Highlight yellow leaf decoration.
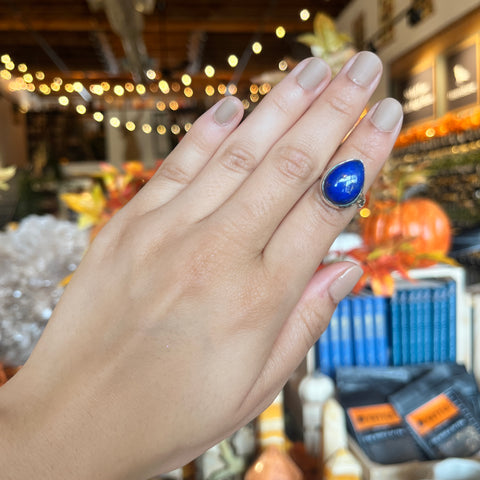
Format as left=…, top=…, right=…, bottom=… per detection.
left=297, top=13, right=351, bottom=55
left=0, top=166, right=16, bottom=191
left=297, top=12, right=355, bottom=75
left=60, top=184, right=106, bottom=229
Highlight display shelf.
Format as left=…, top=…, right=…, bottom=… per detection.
left=307, top=265, right=470, bottom=375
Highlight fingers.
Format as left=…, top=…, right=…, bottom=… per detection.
left=166, top=58, right=331, bottom=220
left=264, top=97, right=403, bottom=283
left=240, top=262, right=363, bottom=414
left=213, top=51, right=383, bottom=251
left=132, top=96, right=244, bottom=212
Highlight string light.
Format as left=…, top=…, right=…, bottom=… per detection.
left=39, top=84, right=51, bottom=95
left=300, top=9, right=310, bottom=21
left=114, top=85, right=125, bottom=96
left=109, top=117, right=121, bottom=128
left=252, top=42, right=262, bottom=54
left=125, top=121, right=136, bottom=131
left=0, top=9, right=312, bottom=128
left=181, top=74, right=191, bottom=86
left=136, top=84, right=146, bottom=95
left=90, top=84, right=104, bottom=95
left=275, top=26, right=286, bottom=38
left=204, top=65, right=215, bottom=77
left=142, top=123, right=152, bottom=134
left=171, top=124, right=180, bottom=135
left=73, top=81, right=84, bottom=92
left=158, top=80, right=169, bottom=94
left=227, top=54, right=238, bottom=67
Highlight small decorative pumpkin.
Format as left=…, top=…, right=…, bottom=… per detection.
left=361, top=198, right=452, bottom=256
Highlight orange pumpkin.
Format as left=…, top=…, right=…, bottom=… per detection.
left=362, top=198, right=452, bottom=255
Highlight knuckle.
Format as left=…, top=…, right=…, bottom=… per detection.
left=298, top=303, right=329, bottom=349
left=267, top=92, right=290, bottom=117
left=157, top=161, right=191, bottom=186
left=326, top=93, right=352, bottom=117
left=273, top=144, right=315, bottom=182
left=219, top=143, right=258, bottom=175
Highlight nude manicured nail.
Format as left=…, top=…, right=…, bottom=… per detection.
left=328, top=265, right=363, bottom=304
left=347, top=51, right=382, bottom=87
left=297, top=58, right=329, bottom=90
left=371, top=97, right=404, bottom=132
left=214, top=97, right=239, bottom=125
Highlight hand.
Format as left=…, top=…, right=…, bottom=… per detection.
left=0, top=52, right=402, bottom=480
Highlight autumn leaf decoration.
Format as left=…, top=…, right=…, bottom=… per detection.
left=61, top=161, right=159, bottom=239
left=339, top=165, right=457, bottom=297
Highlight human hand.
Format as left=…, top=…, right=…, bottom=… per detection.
left=0, top=52, right=402, bottom=480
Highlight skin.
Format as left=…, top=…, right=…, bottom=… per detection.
left=0, top=52, right=402, bottom=479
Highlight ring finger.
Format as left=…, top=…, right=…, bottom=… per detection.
left=263, top=97, right=403, bottom=284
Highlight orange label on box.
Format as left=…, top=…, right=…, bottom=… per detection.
left=406, top=393, right=459, bottom=437
left=348, top=403, right=402, bottom=432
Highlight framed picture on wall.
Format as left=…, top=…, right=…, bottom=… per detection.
left=393, top=63, right=435, bottom=126
left=445, top=38, right=478, bottom=112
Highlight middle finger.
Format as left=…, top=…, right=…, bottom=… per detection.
left=216, top=51, right=382, bottom=250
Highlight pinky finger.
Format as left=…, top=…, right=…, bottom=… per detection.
left=133, top=96, right=244, bottom=212
left=239, top=262, right=363, bottom=414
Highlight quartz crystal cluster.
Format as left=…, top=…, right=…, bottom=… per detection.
left=0, top=215, right=88, bottom=365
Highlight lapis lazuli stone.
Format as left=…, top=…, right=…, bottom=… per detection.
left=322, top=159, right=365, bottom=208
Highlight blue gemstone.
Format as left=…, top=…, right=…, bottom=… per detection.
left=322, top=159, right=365, bottom=207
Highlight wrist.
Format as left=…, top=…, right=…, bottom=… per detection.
left=0, top=364, right=105, bottom=480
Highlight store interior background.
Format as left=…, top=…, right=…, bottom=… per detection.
left=2, top=1, right=480, bottom=479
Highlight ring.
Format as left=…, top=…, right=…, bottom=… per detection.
left=321, top=159, right=366, bottom=209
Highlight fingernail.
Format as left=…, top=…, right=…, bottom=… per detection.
left=347, top=51, right=382, bottom=87
left=328, top=264, right=363, bottom=304
left=214, top=97, right=239, bottom=125
left=297, top=58, right=329, bottom=90
left=371, top=97, right=404, bottom=132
